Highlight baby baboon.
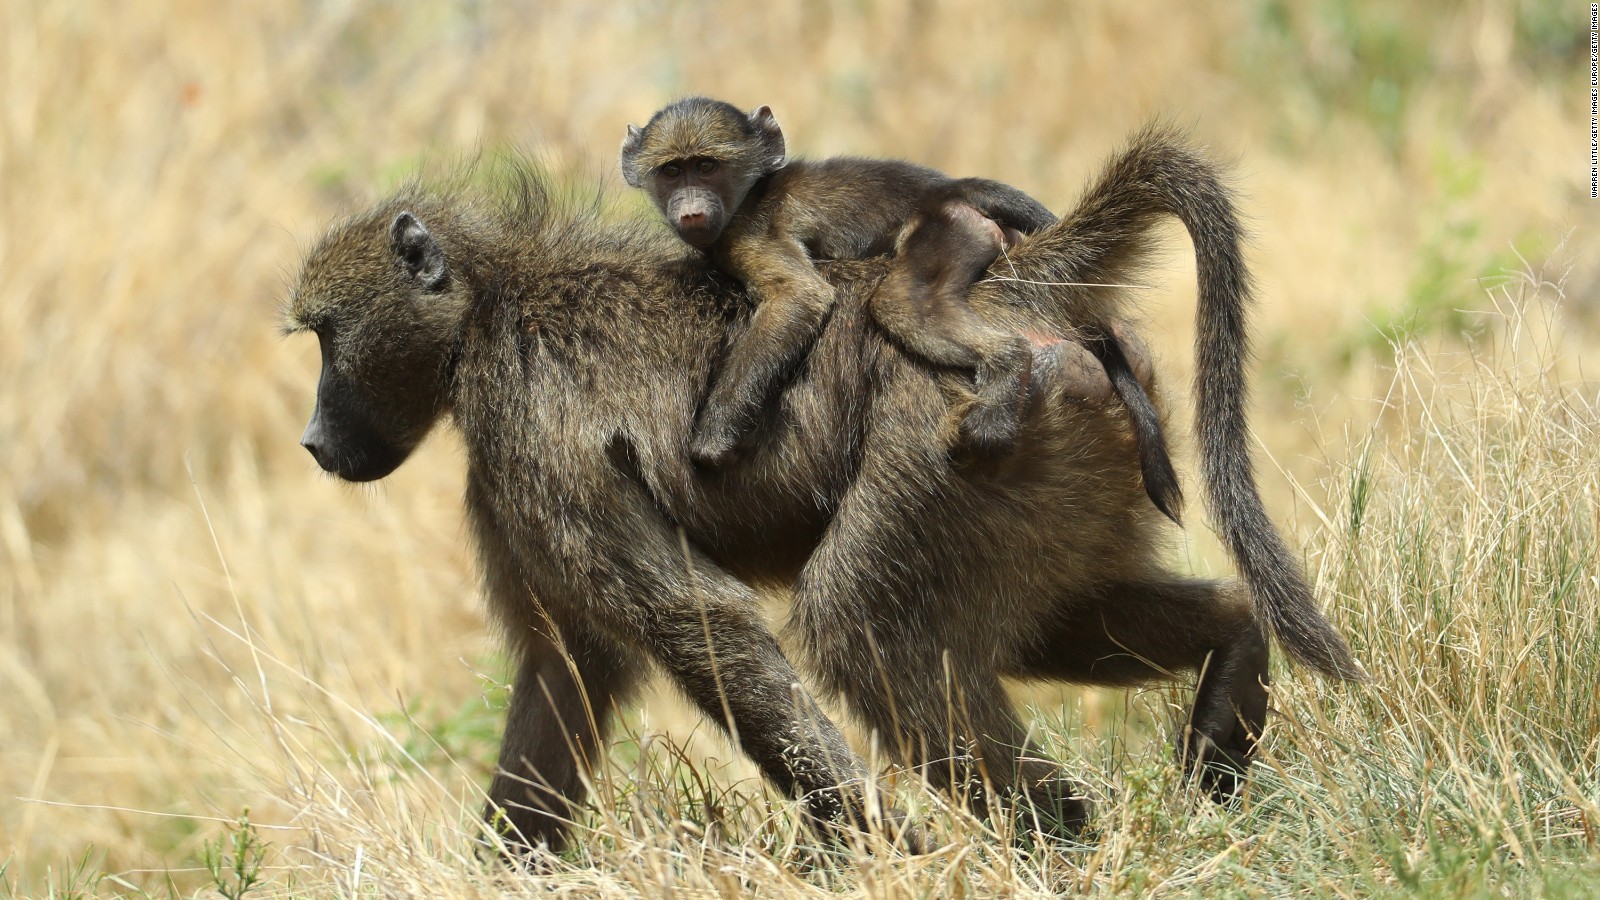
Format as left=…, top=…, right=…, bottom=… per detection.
left=287, top=126, right=1359, bottom=858
left=620, top=98, right=1183, bottom=519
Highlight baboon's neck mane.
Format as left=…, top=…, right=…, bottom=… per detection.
left=372, top=161, right=692, bottom=291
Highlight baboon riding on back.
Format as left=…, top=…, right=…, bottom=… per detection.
left=287, top=124, right=1361, bottom=857
left=621, top=97, right=1183, bottom=523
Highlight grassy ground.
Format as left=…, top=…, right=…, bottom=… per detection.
left=2, top=0, right=1596, bottom=895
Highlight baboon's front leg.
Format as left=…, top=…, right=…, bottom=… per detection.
left=484, top=619, right=641, bottom=856
left=520, top=467, right=916, bottom=850
left=646, top=587, right=894, bottom=838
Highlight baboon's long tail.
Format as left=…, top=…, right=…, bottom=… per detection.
left=1062, top=127, right=1365, bottom=681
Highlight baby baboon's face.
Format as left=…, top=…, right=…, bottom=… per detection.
left=619, top=98, right=787, bottom=251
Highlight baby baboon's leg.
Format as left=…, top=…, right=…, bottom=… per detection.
left=1009, top=577, right=1269, bottom=801
left=870, top=203, right=1033, bottom=457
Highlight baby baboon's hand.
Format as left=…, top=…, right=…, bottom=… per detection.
left=689, top=412, right=746, bottom=469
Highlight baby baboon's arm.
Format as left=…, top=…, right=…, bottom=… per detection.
left=691, top=232, right=837, bottom=467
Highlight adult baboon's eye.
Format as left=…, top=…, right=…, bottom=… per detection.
left=696, top=159, right=718, bottom=176
left=661, top=163, right=682, bottom=178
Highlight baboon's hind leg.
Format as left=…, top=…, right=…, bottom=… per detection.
left=791, top=595, right=1092, bottom=834
left=1008, top=577, right=1270, bottom=802
left=787, top=490, right=1091, bottom=835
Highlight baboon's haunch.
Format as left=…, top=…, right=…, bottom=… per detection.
left=288, top=126, right=1360, bottom=859
left=620, top=98, right=1182, bottom=520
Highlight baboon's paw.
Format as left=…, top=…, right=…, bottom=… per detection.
left=1032, top=339, right=1116, bottom=405
left=954, top=400, right=1021, bottom=460
left=1011, top=775, right=1093, bottom=839
left=1180, top=625, right=1270, bottom=804
left=689, top=419, right=745, bottom=469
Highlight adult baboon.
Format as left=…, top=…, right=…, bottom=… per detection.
left=287, top=125, right=1360, bottom=857
left=621, top=98, right=1182, bottom=521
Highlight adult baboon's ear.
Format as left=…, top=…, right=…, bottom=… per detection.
left=619, top=124, right=646, bottom=188
left=389, top=211, right=448, bottom=291
left=748, top=106, right=786, bottom=172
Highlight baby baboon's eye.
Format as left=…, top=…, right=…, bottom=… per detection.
left=696, top=159, right=719, bottom=176
left=660, top=162, right=682, bottom=178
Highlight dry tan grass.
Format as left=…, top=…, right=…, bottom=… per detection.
left=2, top=0, right=1597, bottom=895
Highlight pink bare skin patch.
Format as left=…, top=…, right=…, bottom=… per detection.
left=1024, top=330, right=1065, bottom=350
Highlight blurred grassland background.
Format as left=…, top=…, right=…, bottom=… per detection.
left=2, top=0, right=1598, bottom=895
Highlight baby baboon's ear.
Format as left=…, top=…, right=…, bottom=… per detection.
left=620, top=124, right=649, bottom=188
left=389, top=211, right=448, bottom=291
left=748, top=106, right=786, bottom=173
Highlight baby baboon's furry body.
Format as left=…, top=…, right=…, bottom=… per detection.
left=621, top=99, right=1182, bottom=522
